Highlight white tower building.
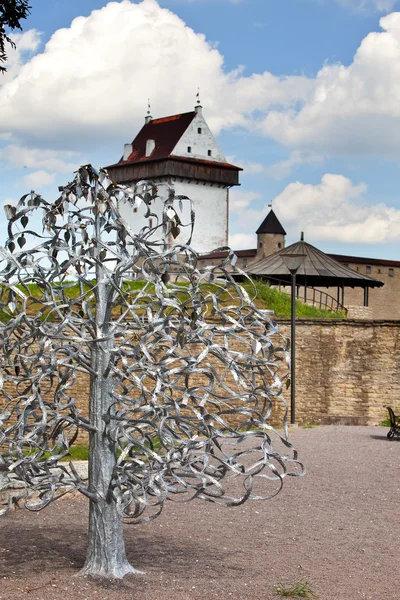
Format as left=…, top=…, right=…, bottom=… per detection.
left=106, top=103, right=241, bottom=253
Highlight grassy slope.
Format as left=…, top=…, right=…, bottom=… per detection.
left=246, top=280, right=345, bottom=319
left=2, top=279, right=344, bottom=320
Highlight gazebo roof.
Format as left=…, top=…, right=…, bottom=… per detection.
left=247, top=239, right=384, bottom=288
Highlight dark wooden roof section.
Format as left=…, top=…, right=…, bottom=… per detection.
left=329, top=253, right=400, bottom=268
left=107, top=157, right=240, bottom=186
left=201, top=249, right=257, bottom=259
left=246, top=240, right=384, bottom=288
left=105, top=111, right=241, bottom=187
left=256, top=210, right=286, bottom=235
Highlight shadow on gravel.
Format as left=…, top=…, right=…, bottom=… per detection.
left=370, top=434, right=400, bottom=441
left=0, top=523, right=230, bottom=581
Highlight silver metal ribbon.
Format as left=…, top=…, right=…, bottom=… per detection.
left=0, top=165, right=304, bottom=520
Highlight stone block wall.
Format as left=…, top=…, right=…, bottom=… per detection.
left=278, top=319, right=400, bottom=425
left=60, top=318, right=400, bottom=433
left=2, top=319, right=399, bottom=447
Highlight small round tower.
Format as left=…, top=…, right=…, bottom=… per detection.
left=256, top=209, right=286, bottom=258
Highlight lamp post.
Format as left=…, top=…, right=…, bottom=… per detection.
left=281, top=253, right=306, bottom=425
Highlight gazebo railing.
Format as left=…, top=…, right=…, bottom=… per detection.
left=266, top=276, right=348, bottom=315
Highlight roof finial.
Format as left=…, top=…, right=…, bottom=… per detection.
left=145, top=98, right=152, bottom=124
left=300, top=231, right=304, bottom=241
left=195, top=87, right=202, bottom=114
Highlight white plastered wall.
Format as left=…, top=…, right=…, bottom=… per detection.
left=118, top=178, right=229, bottom=254
left=171, top=112, right=226, bottom=163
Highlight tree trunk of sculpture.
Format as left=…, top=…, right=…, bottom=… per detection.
left=79, top=342, right=137, bottom=578
left=79, top=208, right=139, bottom=578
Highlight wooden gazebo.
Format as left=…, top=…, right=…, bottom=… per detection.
left=246, top=237, right=384, bottom=308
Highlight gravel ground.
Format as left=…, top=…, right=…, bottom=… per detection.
left=0, top=425, right=398, bottom=600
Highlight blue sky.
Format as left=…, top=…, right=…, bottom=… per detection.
left=2, top=0, right=400, bottom=259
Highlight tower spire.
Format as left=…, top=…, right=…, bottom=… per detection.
left=145, top=99, right=152, bottom=124
left=195, top=87, right=202, bottom=114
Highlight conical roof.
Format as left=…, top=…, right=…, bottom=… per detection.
left=256, top=210, right=286, bottom=235
left=247, top=239, right=383, bottom=288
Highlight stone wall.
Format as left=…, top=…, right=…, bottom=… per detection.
left=278, top=319, right=400, bottom=425
left=67, top=319, right=400, bottom=433
left=2, top=319, right=399, bottom=446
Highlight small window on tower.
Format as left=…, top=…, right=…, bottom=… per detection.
left=187, top=146, right=192, bottom=153
left=389, top=268, right=394, bottom=277
left=366, top=265, right=371, bottom=274
left=208, top=150, right=212, bottom=157
left=197, top=127, right=202, bottom=134
left=259, top=242, right=263, bottom=248
left=278, top=242, right=282, bottom=249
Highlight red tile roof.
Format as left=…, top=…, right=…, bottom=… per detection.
left=121, top=111, right=196, bottom=164
left=106, top=111, right=241, bottom=171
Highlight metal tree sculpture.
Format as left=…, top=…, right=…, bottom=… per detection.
left=0, top=165, right=303, bottom=578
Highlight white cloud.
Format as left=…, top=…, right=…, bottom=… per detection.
left=272, top=173, right=400, bottom=244
left=23, top=170, right=55, bottom=188
left=266, top=150, right=324, bottom=180
left=260, top=13, right=400, bottom=157
left=229, top=174, right=400, bottom=247
left=226, top=158, right=265, bottom=174
left=229, top=189, right=272, bottom=248
left=1, top=29, right=42, bottom=85
left=2, top=0, right=400, bottom=172
left=0, top=0, right=312, bottom=150
left=227, top=152, right=323, bottom=180
left=0, top=145, right=83, bottom=172
left=230, top=189, right=262, bottom=211
left=229, top=232, right=256, bottom=249
left=336, top=0, right=399, bottom=11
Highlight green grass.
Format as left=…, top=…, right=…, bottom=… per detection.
left=0, top=278, right=343, bottom=321
left=23, top=440, right=166, bottom=463
left=64, top=445, right=89, bottom=461
left=22, top=445, right=89, bottom=462
left=379, top=418, right=390, bottom=427
left=246, top=280, right=345, bottom=319
left=302, top=420, right=322, bottom=429
left=275, top=581, right=318, bottom=599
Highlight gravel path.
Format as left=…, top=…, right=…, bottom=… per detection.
left=0, top=425, right=398, bottom=600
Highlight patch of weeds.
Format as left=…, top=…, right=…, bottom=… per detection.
left=302, top=420, right=321, bottom=429
left=65, top=445, right=89, bottom=461
left=379, top=418, right=390, bottom=428
left=275, top=580, right=318, bottom=599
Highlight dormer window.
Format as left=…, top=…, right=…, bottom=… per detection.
left=145, top=139, right=155, bottom=157
left=197, top=127, right=202, bottom=134
left=187, top=146, right=192, bottom=153
left=208, top=150, right=212, bottom=157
